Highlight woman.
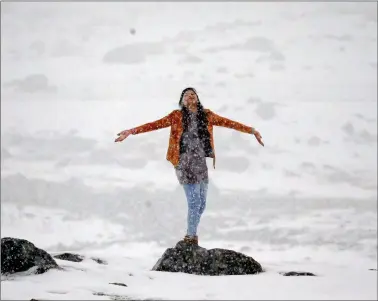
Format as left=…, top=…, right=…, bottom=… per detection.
left=115, top=87, right=264, bottom=245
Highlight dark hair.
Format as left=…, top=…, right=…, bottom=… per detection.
left=178, top=87, right=213, bottom=157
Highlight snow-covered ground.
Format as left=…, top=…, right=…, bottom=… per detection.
left=1, top=239, right=376, bottom=300
left=1, top=2, right=377, bottom=300
left=1, top=202, right=377, bottom=300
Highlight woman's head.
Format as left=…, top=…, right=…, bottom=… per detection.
left=179, top=87, right=199, bottom=109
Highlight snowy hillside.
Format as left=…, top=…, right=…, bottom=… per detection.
left=1, top=2, right=377, bottom=300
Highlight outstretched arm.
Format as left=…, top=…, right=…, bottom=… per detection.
left=207, top=110, right=264, bottom=146
left=129, top=111, right=173, bottom=135
left=207, top=110, right=253, bottom=133
left=115, top=111, right=174, bottom=142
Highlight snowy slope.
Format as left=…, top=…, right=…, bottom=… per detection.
left=1, top=203, right=377, bottom=300
left=1, top=247, right=376, bottom=300
left=1, top=2, right=377, bottom=300
left=1, top=2, right=377, bottom=198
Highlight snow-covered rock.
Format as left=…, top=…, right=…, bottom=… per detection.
left=1, top=237, right=59, bottom=275
left=152, top=239, right=263, bottom=275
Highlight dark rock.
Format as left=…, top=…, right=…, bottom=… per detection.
left=109, top=282, right=128, bottom=287
left=1, top=237, right=59, bottom=275
left=53, top=253, right=108, bottom=265
left=152, top=240, right=263, bottom=276
left=91, top=257, right=108, bottom=265
left=93, top=292, right=107, bottom=296
left=93, top=292, right=123, bottom=299
left=281, top=271, right=316, bottom=276
left=53, top=253, right=84, bottom=262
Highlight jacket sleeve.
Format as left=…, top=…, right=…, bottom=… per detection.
left=131, top=111, right=174, bottom=135
left=207, top=110, right=253, bottom=134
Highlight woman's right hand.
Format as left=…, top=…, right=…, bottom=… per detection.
left=115, top=129, right=132, bottom=142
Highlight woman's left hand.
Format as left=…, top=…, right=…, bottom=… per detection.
left=252, top=129, right=264, bottom=147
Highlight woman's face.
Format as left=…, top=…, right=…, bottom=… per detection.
left=182, top=89, right=198, bottom=107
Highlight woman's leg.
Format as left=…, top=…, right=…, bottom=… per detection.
left=199, top=181, right=208, bottom=216
left=182, top=183, right=202, bottom=237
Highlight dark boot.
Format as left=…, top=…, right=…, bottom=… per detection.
left=193, top=235, right=198, bottom=245
left=184, top=235, right=198, bottom=245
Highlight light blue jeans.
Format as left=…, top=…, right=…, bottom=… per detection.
left=183, top=181, right=208, bottom=237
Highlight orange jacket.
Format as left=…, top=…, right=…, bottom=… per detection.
left=131, top=109, right=253, bottom=168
